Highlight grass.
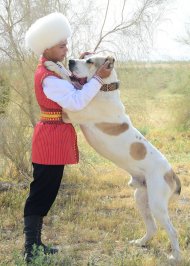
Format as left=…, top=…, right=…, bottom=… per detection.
left=0, top=62, right=190, bottom=265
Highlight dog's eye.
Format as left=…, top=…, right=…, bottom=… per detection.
left=86, top=59, right=94, bottom=64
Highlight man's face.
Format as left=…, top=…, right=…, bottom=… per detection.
left=43, top=40, right=68, bottom=62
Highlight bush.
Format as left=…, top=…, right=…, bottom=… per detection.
left=0, top=75, right=10, bottom=114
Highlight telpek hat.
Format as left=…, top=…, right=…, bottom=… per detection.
left=25, top=12, right=71, bottom=56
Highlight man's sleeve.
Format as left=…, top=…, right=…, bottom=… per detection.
left=43, top=76, right=102, bottom=111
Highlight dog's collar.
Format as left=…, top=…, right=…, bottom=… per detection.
left=100, top=82, right=119, bottom=92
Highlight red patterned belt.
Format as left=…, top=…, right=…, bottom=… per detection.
left=40, top=111, right=63, bottom=123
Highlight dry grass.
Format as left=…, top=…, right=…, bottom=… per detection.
left=0, top=63, right=190, bottom=265
left=0, top=143, right=190, bottom=265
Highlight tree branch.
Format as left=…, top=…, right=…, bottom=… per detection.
left=99, top=0, right=110, bottom=39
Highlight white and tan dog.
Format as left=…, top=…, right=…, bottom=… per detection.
left=45, top=55, right=181, bottom=261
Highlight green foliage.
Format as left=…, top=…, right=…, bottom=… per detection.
left=0, top=75, right=10, bottom=114
left=12, top=246, right=76, bottom=266
left=117, top=63, right=190, bottom=130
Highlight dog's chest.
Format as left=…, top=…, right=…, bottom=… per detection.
left=79, top=123, right=136, bottom=168
left=67, top=91, right=125, bottom=124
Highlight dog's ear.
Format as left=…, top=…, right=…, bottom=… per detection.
left=105, top=56, right=115, bottom=64
left=105, top=56, right=115, bottom=69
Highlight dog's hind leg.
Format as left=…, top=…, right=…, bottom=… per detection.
left=130, top=187, right=157, bottom=246
left=147, top=178, right=181, bottom=261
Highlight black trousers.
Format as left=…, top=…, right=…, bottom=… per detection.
left=24, top=163, right=64, bottom=217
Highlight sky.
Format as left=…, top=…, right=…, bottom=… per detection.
left=95, top=0, right=190, bottom=61
left=150, top=0, right=190, bottom=61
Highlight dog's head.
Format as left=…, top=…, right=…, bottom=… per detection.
left=68, top=55, right=116, bottom=83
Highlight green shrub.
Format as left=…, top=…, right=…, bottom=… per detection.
left=0, top=75, right=10, bottom=114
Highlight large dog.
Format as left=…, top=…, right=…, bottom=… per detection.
left=45, top=55, right=181, bottom=261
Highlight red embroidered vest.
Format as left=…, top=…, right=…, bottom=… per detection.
left=32, top=57, right=79, bottom=165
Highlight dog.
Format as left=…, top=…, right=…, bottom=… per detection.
left=45, top=55, right=181, bottom=261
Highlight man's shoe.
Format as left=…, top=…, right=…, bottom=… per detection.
left=24, top=215, right=58, bottom=263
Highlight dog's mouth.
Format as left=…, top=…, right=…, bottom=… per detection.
left=70, top=73, right=87, bottom=85
left=69, top=61, right=88, bottom=85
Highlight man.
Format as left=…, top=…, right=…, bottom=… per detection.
left=24, top=12, right=111, bottom=263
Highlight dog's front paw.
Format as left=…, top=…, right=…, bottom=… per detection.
left=44, top=61, right=64, bottom=78
left=167, top=251, right=181, bottom=264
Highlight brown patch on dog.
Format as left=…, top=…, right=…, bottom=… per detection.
left=164, top=169, right=174, bottom=190
left=106, top=56, right=115, bottom=63
left=164, top=169, right=181, bottom=194
left=95, top=122, right=129, bottom=136
left=130, top=142, right=147, bottom=160
left=106, top=56, right=115, bottom=68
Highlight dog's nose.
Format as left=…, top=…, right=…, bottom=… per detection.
left=69, top=60, right=75, bottom=66
left=69, top=59, right=75, bottom=71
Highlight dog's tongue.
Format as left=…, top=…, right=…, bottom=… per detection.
left=70, top=74, right=87, bottom=85
left=78, top=77, right=87, bottom=85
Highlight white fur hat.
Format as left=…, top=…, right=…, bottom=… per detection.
left=25, top=12, right=71, bottom=56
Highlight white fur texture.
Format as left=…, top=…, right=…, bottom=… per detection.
left=25, top=12, right=71, bottom=55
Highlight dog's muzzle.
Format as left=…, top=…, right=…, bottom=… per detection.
left=69, top=59, right=75, bottom=71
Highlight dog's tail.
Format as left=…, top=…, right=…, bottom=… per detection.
left=173, top=172, right=181, bottom=195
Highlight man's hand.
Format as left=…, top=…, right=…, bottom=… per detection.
left=79, top=52, right=95, bottom=59
left=95, top=61, right=112, bottom=79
